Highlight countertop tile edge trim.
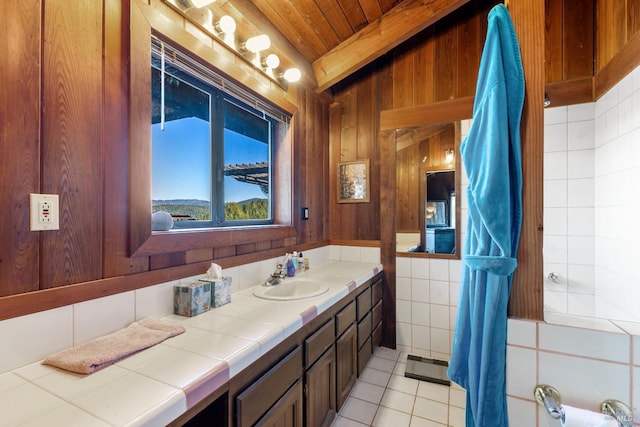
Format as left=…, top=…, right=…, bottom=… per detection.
left=183, top=361, right=230, bottom=409
left=301, top=306, right=318, bottom=325
left=347, top=281, right=357, bottom=292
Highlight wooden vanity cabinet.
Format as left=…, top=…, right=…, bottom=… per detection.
left=179, top=272, right=384, bottom=427
left=254, top=380, right=303, bottom=427
left=304, top=319, right=336, bottom=427
left=356, top=276, right=383, bottom=375
left=356, top=286, right=372, bottom=376
left=305, top=345, right=336, bottom=427
left=335, top=301, right=357, bottom=410
left=371, top=279, right=383, bottom=347
left=236, top=347, right=303, bottom=427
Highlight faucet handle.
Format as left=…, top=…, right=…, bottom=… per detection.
left=273, top=263, right=285, bottom=278
left=601, top=400, right=633, bottom=426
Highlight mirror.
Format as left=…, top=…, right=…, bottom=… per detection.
left=425, top=171, right=456, bottom=254
left=396, top=122, right=461, bottom=258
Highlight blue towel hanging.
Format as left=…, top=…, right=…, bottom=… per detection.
left=447, top=4, right=524, bottom=427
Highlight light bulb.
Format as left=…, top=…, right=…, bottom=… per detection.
left=216, top=15, right=236, bottom=34
left=283, top=67, right=301, bottom=83
left=190, top=0, right=215, bottom=7
left=264, top=54, right=280, bottom=69
left=444, top=149, right=455, bottom=163
left=244, top=35, right=271, bottom=53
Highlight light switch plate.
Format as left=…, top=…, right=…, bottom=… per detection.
left=30, top=193, right=60, bottom=231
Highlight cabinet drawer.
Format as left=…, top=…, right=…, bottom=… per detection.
left=335, top=301, right=355, bottom=337
left=357, top=312, right=371, bottom=350
left=371, top=300, right=382, bottom=327
left=255, top=379, right=303, bottom=427
left=357, top=337, right=372, bottom=376
left=236, top=347, right=303, bottom=427
left=305, top=318, right=335, bottom=367
left=356, top=287, right=371, bottom=321
left=372, top=279, right=382, bottom=305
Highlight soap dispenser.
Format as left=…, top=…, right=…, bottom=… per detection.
left=286, top=254, right=295, bottom=277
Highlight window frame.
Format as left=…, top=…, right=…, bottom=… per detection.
left=151, top=57, right=281, bottom=228
left=129, top=3, right=297, bottom=257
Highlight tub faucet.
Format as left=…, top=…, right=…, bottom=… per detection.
left=601, top=400, right=634, bottom=427
left=265, top=263, right=286, bottom=286
left=534, top=385, right=563, bottom=420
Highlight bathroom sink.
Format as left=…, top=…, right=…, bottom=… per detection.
left=253, top=277, right=329, bottom=301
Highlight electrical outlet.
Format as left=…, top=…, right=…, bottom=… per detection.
left=30, top=193, right=59, bottom=231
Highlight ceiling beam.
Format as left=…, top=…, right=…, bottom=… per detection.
left=312, top=0, right=470, bottom=92
left=395, top=123, right=451, bottom=152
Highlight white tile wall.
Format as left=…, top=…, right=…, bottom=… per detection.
left=397, top=72, right=640, bottom=424
left=543, top=102, right=598, bottom=318
left=543, top=64, right=640, bottom=322
left=0, top=246, right=343, bottom=374
left=394, top=119, right=470, bottom=359
left=594, top=66, right=640, bottom=322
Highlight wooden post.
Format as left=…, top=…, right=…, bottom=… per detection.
left=507, top=0, right=545, bottom=320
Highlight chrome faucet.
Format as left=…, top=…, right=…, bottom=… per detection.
left=264, top=263, right=286, bottom=286
left=601, top=400, right=634, bottom=427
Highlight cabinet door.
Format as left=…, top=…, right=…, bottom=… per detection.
left=335, top=324, right=356, bottom=410
left=305, top=345, right=336, bottom=427
left=255, top=380, right=303, bottom=427
left=236, top=347, right=303, bottom=427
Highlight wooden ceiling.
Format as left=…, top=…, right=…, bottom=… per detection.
left=171, top=0, right=470, bottom=92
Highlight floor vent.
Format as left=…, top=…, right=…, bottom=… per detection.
left=404, top=355, right=450, bottom=386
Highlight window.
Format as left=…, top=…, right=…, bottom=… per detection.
left=150, top=38, right=290, bottom=229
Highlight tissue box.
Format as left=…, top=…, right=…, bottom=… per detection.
left=174, top=282, right=211, bottom=317
left=200, top=277, right=231, bottom=308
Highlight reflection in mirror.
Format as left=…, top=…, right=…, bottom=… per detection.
left=396, top=122, right=461, bottom=258
left=425, top=171, right=456, bottom=254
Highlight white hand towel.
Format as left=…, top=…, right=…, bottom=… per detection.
left=561, top=405, right=619, bottom=427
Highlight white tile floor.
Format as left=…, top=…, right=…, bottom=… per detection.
left=332, top=347, right=466, bottom=427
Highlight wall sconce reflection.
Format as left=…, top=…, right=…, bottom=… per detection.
left=444, top=148, right=455, bottom=164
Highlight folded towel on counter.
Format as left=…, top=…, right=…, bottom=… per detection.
left=42, top=317, right=185, bottom=374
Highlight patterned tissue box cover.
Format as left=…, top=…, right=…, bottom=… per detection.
left=200, top=277, right=231, bottom=308
left=174, top=282, right=211, bottom=317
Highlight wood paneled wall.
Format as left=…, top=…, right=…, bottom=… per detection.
left=596, top=0, right=640, bottom=71
left=329, top=65, right=383, bottom=242
left=330, top=0, right=494, bottom=242
left=0, top=0, right=330, bottom=318
left=330, top=0, right=545, bottom=327
left=396, top=125, right=455, bottom=233
left=545, top=0, right=595, bottom=83
left=3, top=0, right=640, bottom=324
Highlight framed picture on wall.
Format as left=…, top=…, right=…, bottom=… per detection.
left=337, top=159, right=370, bottom=203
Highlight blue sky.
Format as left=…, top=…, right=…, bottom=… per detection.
left=152, top=117, right=268, bottom=202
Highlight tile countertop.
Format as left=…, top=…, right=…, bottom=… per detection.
left=0, top=261, right=383, bottom=427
